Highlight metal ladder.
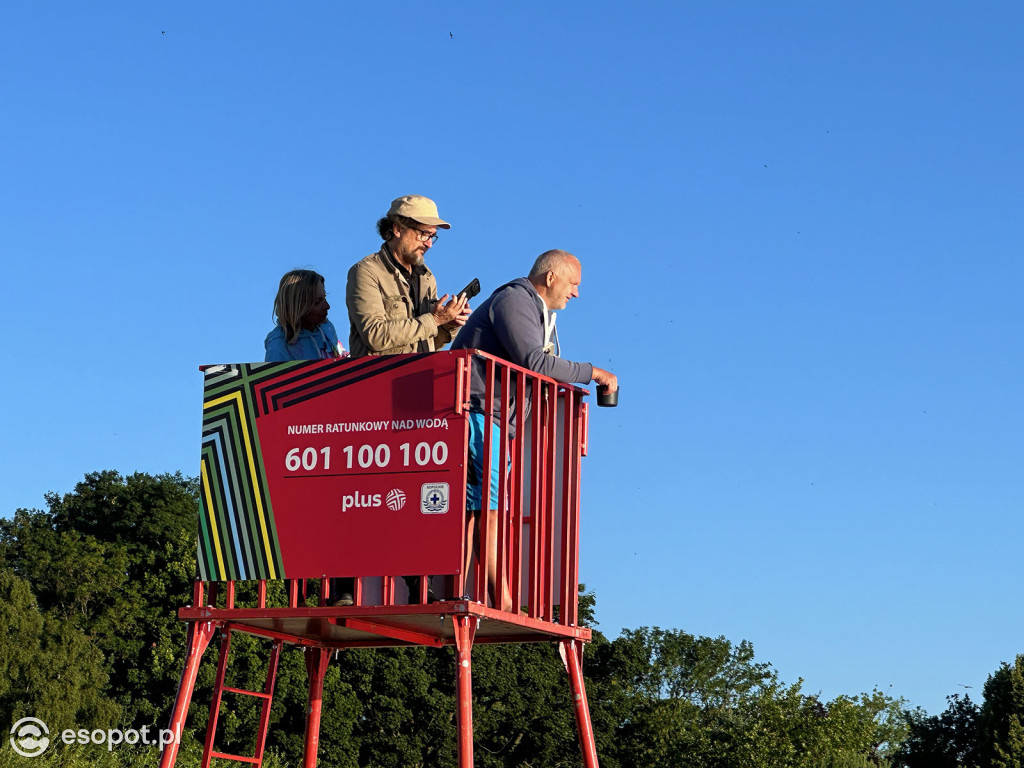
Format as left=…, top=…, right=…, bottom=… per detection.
left=201, top=628, right=283, bottom=767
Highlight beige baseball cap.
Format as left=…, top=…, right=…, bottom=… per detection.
left=387, top=195, right=451, bottom=229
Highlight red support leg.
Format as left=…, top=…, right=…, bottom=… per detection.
left=454, top=615, right=478, bottom=768
left=302, top=647, right=333, bottom=768
left=159, top=620, right=216, bottom=768
left=561, top=639, right=600, bottom=768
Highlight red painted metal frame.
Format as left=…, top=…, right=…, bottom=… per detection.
left=454, top=615, right=478, bottom=768
left=562, top=638, right=600, bottom=768
left=199, top=629, right=283, bottom=768
left=475, top=357, right=496, bottom=605
left=560, top=386, right=585, bottom=625
left=303, top=647, right=333, bottom=768
left=159, top=619, right=215, bottom=768
left=162, top=350, right=601, bottom=768
left=201, top=629, right=232, bottom=765
left=252, top=640, right=282, bottom=765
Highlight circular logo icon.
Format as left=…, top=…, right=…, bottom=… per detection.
left=385, top=488, right=406, bottom=511
left=10, top=717, right=50, bottom=758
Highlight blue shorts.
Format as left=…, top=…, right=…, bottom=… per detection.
left=466, top=411, right=504, bottom=511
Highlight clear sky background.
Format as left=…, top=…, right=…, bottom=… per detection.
left=2, top=2, right=1021, bottom=717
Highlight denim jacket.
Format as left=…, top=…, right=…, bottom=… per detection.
left=264, top=320, right=347, bottom=362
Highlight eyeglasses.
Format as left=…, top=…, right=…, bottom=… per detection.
left=405, top=224, right=439, bottom=244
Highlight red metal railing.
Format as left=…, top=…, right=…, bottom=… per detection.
left=465, top=351, right=588, bottom=625
left=190, top=350, right=589, bottom=628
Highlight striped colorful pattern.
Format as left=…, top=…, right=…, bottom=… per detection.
left=197, top=355, right=435, bottom=581
left=198, top=363, right=299, bottom=581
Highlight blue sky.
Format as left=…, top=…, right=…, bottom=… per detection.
left=2, top=2, right=1022, bottom=716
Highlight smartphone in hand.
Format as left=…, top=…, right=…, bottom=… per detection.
left=457, top=277, right=481, bottom=301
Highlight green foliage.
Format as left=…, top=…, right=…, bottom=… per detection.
left=341, top=646, right=455, bottom=768
left=471, top=642, right=581, bottom=767
left=0, top=470, right=199, bottom=727
left=0, top=570, right=118, bottom=730
left=592, top=626, right=905, bottom=768
left=7, top=468, right=1024, bottom=768
left=894, top=694, right=980, bottom=768
left=810, top=755, right=892, bottom=768
left=981, top=655, right=1024, bottom=768
left=0, top=743, right=293, bottom=768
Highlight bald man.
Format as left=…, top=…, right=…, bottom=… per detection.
left=450, top=249, right=617, bottom=610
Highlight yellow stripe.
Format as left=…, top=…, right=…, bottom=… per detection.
left=200, top=462, right=227, bottom=579
left=204, top=392, right=244, bottom=410
left=204, top=391, right=277, bottom=579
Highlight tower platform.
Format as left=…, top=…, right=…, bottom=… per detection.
left=160, top=350, right=600, bottom=768
left=180, top=599, right=591, bottom=648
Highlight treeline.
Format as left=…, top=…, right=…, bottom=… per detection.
left=0, top=471, right=1021, bottom=767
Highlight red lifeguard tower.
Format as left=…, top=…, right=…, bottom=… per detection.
left=159, top=350, right=600, bottom=767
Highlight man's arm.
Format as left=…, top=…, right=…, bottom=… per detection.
left=489, top=286, right=593, bottom=384
left=346, top=261, right=440, bottom=353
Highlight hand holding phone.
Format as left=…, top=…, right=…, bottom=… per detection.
left=457, top=277, right=481, bottom=301
left=432, top=292, right=470, bottom=327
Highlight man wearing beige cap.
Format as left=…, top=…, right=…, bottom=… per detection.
left=346, top=194, right=469, bottom=358
left=346, top=194, right=469, bottom=605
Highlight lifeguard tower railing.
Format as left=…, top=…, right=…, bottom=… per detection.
left=161, top=349, right=601, bottom=768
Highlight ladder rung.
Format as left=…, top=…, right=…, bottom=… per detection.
left=222, top=685, right=272, bottom=700
left=210, top=750, right=261, bottom=764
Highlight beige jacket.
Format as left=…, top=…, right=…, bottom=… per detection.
left=345, top=246, right=455, bottom=357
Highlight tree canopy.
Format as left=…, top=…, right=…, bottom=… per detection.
left=1, top=470, right=1022, bottom=767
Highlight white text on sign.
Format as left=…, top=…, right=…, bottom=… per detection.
left=285, top=441, right=450, bottom=473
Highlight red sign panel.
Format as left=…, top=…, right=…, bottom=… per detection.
left=256, top=354, right=467, bottom=579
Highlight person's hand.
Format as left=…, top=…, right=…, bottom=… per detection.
left=431, top=293, right=468, bottom=327
left=591, top=366, right=618, bottom=392
left=451, top=301, right=471, bottom=327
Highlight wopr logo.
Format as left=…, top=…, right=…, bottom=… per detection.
left=10, top=717, right=50, bottom=758
left=421, top=482, right=449, bottom=514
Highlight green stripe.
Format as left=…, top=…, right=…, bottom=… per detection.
left=201, top=440, right=237, bottom=578
left=240, top=376, right=283, bottom=575
left=205, top=405, right=264, bottom=577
